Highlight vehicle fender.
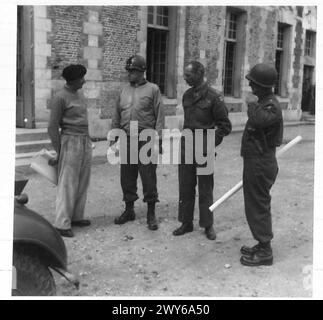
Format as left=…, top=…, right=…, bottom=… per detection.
left=14, top=203, right=67, bottom=270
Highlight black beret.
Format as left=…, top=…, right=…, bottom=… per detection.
left=62, top=64, right=87, bottom=81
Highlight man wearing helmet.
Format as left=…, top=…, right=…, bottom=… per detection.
left=240, top=63, right=283, bottom=266
left=110, top=54, right=165, bottom=231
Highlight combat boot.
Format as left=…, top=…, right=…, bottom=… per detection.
left=173, top=222, right=193, bottom=236
left=240, top=242, right=273, bottom=266
left=114, top=201, right=135, bottom=225
left=240, top=243, right=262, bottom=256
left=205, top=226, right=216, bottom=240
left=147, top=202, right=158, bottom=230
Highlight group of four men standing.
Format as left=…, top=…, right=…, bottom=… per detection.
left=48, top=54, right=283, bottom=267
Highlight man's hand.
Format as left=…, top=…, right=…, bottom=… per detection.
left=48, top=157, right=59, bottom=166
left=246, top=93, right=258, bottom=105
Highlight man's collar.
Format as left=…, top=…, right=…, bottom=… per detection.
left=64, top=84, right=78, bottom=93
left=193, top=81, right=207, bottom=92
left=130, top=79, right=147, bottom=87
left=192, top=81, right=208, bottom=98
left=257, top=89, right=274, bottom=101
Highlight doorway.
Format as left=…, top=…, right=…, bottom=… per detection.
left=16, top=6, right=35, bottom=128
left=146, top=28, right=168, bottom=95
left=301, top=65, right=315, bottom=113
left=146, top=6, right=177, bottom=98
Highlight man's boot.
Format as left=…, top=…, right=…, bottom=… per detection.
left=240, top=242, right=273, bottom=266
left=205, top=225, right=216, bottom=240
left=114, top=201, right=135, bottom=224
left=173, top=222, right=193, bottom=236
left=147, top=202, right=158, bottom=230
left=240, top=242, right=261, bottom=256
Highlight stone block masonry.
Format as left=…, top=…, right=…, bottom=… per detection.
left=30, top=5, right=315, bottom=132
left=34, top=6, right=52, bottom=123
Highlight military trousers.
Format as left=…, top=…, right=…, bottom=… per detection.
left=54, top=134, right=92, bottom=229
left=120, top=137, right=159, bottom=204
left=178, top=136, right=214, bottom=228
left=243, top=156, right=278, bottom=243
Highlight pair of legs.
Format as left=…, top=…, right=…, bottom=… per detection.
left=115, top=138, right=159, bottom=230
left=54, top=134, right=92, bottom=235
left=174, top=136, right=216, bottom=240
left=178, top=162, right=214, bottom=228
left=241, top=156, right=278, bottom=266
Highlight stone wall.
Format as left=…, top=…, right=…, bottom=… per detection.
left=34, top=6, right=52, bottom=122
left=32, top=5, right=316, bottom=133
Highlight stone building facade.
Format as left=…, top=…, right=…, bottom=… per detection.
left=16, top=5, right=316, bottom=137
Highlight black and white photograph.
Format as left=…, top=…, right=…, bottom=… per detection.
left=1, top=1, right=322, bottom=302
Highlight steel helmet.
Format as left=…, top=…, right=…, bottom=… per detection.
left=246, top=63, right=278, bottom=88
left=125, top=55, right=146, bottom=72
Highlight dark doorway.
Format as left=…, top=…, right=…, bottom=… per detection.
left=16, top=6, right=35, bottom=128
left=146, top=27, right=168, bottom=95
left=301, top=65, right=315, bottom=113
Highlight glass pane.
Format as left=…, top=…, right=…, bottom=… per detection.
left=305, top=31, right=313, bottom=56
left=274, top=51, right=282, bottom=95
left=148, top=6, right=154, bottom=24
left=157, top=15, right=162, bottom=26
left=226, top=12, right=237, bottom=40
left=146, top=29, right=168, bottom=94
left=163, top=16, right=168, bottom=27
left=224, top=42, right=235, bottom=96
left=277, top=25, right=284, bottom=49
left=155, top=6, right=169, bottom=27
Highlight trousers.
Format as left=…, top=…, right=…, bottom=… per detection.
left=54, top=134, right=92, bottom=229
left=243, top=156, right=278, bottom=243
left=178, top=135, right=214, bottom=228
left=120, top=137, right=159, bottom=203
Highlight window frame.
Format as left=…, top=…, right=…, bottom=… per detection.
left=146, top=6, right=177, bottom=98
left=305, top=30, right=315, bottom=57
left=147, top=6, right=169, bottom=30
left=274, top=22, right=291, bottom=98
left=223, top=9, right=246, bottom=98
left=146, top=28, right=169, bottom=94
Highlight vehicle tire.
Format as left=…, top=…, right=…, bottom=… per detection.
left=12, top=245, right=56, bottom=296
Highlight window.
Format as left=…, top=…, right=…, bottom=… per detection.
left=305, top=30, right=315, bottom=57
left=148, top=6, right=168, bottom=27
left=17, top=7, right=23, bottom=99
left=224, top=12, right=237, bottom=96
left=146, top=6, right=169, bottom=94
left=16, top=6, right=35, bottom=128
left=223, top=10, right=245, bottom=98
left=274, top=23, right=291, bottom=97
left=274, top=24, right=284, bottom=95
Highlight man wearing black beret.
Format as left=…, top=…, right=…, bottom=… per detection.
left=48, top=63, right=92, bottom=237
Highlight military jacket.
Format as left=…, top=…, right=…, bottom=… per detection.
left=241, top=92, right=283, bottom=158
left=112, top=80, right=165, bottom=137
left=182, top=82, right=232, bottom=146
